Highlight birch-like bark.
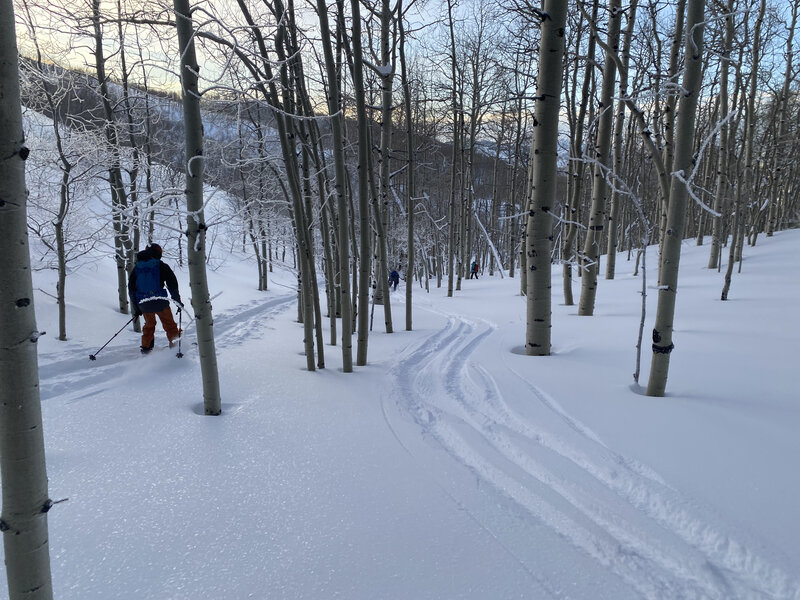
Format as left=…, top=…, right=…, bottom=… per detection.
left=578, top=0, right=622, bottom=316
left=707, top=2, right=734, bottom=269
left=766, top=0, right=798, bottom=237
left=661, top=0, right=688, bottom=183
left=647, top=0, right=706, bottom=397
left=300, top=142, right=325, bottom=369
left=399, top=0, right=414, bottom=331
left=174, top=0, right=222, bottom=414
left=232, top=0, right=318, bottom=369
left=562, top=3, right=596, bottom=303
left=446, top=0, right=458, bottom=298
left=489, top=103, right=507, bottom=278
left=315, top=0, right=353, bottom=370
left=375, top=0, right=395, bottom=333
left=115, top=0, right=141, bottom=255
left=508, top=54, right=527, bottom=280
left=347, top=0, right=373, bottom=366
left=525, top=0, right=567, bottom=355
left=22, top=4, right=72, bottom=340
left=721, top=0, right=766, bottom=300
left=91, top=0, right=131, bottom=313
left=605, top=0, right=637, bottom=280
left=0, top=0, right=54, bottom=594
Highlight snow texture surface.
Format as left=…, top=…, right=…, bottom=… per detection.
left=2, top=229, right=796, bottom=600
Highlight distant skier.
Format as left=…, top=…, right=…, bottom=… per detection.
left=470, top=261, right=479, bottom=279
left=129, top=243, right=183, bottom=354
left=389, top=269, right=400, bottom=291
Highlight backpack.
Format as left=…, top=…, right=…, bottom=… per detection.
left=134, top=258, right=166, bottom=303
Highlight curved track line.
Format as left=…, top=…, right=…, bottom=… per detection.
left=385, top=306, right=799, bottom=600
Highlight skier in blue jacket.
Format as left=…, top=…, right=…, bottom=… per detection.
left=389, top=269, right=400, bottom=291
left=128, top=243, right=182, bottom=353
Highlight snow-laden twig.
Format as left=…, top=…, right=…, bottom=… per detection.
left=499, top=207, right=587, bottom=233
left=671, top=109, right=737, bottom=218
left=671, top=171, right=721, bottom=217
left=414, top=197, right=447, bottom=232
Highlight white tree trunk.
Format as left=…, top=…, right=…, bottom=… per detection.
left=524, top=0, right=568, bottom=355
left=604, top=0, right=637, bottom=280
left=766, top=0, right=798, bottom=237
left=399, top=0, right=414, bottom=331
left=578, top=0, right=622, bottom=316
left=91, top=0, right=131, bottom=314
left=174, top=0, right=222, bottom=414
left=707, top=0, right=734, bottom=269
left=721, top=0, right=767, bottom=300
left=314, top=0, right=353, bottom=370
left=347, top=0, right=373, bottom=366
left=0, top=0, right=54, bottom=595
left=375, top=0, right=395, bottom=334
left=647, top=0, right=706, bottom=396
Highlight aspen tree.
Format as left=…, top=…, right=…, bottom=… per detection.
left=446, top=0, right=459, bottom=298
left=314, top=0, right=353, bottom=370
left=647, top=0, right=706, bottom=397
left=661, top=0, right=688, bottom=187
left=489, top=101, right=508, bottom=278
left=766, top=0, right=798, bottom=237
left=114, top=0, right=142, bottom=256
left=605, top=0, right=638, bottom=280
left=284, top=0, right=328, bottom=368
left=722, top=0, right=766, bottom=300
left=578, top=0, right=622, bottom=316
left=399, top=0, right=415, bottom=331
left=653, top=0, right=693, bottom=283
left=91, top=0, right=132, bottom=313
left=707, top=0, right=734, bottom=269
left=0, top=0, right=55, bottom=595
left=375, top=0, right=396, bottom=333
left=20, top=1, right=75, bottom=340
left=525, top=0, right=567, bottom=355
left=174, top=0, right=222, bottom=413
left=562, top=1, right=597, bottom=305
left=346, top=0, right=374, bottom=366
left=507, top=45, right=531, bottom=280
left=228, top=0, right=321, bottom=369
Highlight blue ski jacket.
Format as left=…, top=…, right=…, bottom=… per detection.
left=128, top=247, right=181, bottom=316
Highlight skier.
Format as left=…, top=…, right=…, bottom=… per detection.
left=389, top=269, right=400, bottom=291
left=129, top=243, right=183, bottom=354
left=470, top=260, right=479, bottom=279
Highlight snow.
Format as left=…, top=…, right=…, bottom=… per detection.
left=3, top=228, right=797, bottom=599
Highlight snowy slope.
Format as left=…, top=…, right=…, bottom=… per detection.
left=3, top=227, right=798, bottom=600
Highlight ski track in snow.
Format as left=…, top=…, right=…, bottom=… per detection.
left=38, top=293, right=295, bottom=402
left=385, top=308, right=800, bottom=600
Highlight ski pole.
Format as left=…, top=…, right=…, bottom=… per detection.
left=89, top=316, right=135, bottom=361
left=176, top=305, right=184, bottom=359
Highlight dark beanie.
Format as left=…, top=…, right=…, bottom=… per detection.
left=149, top=243, right=163, bottom=259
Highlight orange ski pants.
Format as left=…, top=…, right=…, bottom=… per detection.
left=141, top=307, right=180, bottom=348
